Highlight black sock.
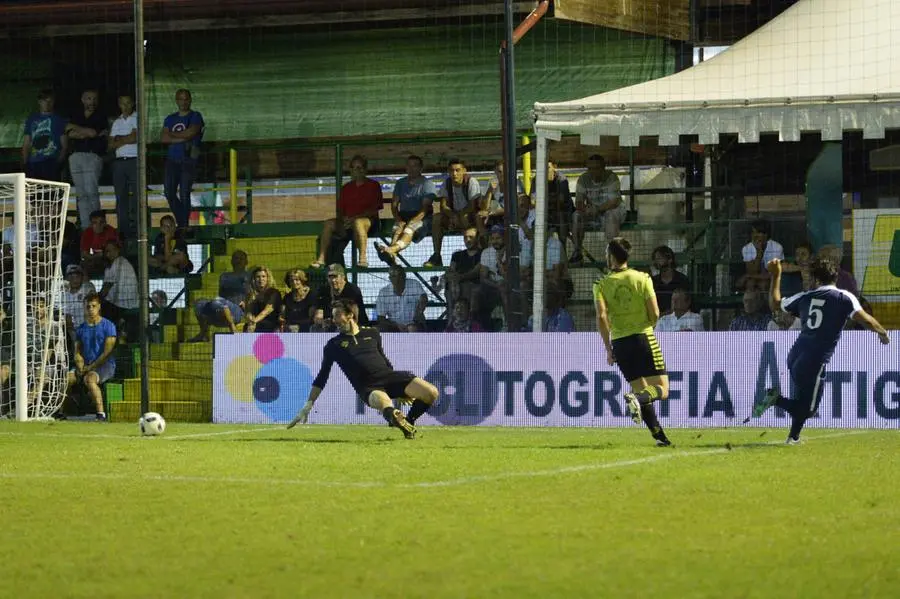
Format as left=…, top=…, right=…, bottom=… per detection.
left=406, top=399, right=430, bottom=424
left=636, top=385, right=665, bottom=404
left=640, top=403, right=667, bottom=440
left=381, top=407, right=397, bottom=423
left=788, top=414, right=806, bottom=440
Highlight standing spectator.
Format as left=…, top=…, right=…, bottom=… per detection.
left=281, top=269, right=316, bottom=332
left=477, top=160, right=524, bottom=242
left=243, top=266, right=282, bottom=333
left=728, top=290, right=771, bottom=331
left=817, top=244, right=859, bottom=296
left=99, top=240, right=139, bottom=328
left=314, top=263, right=369, bottom=324
left=21, top=89, right=67, bottom=182
left=149, top=215, right=193, bottom=274
left=187, top=250, right=250, bottom=342
left=61, top=264, right=97, bottom=334
left=61, top=220, right=81, bottom=272
left=532, top=159, right=573, bottom=251
left=444, top=297, right=483, bottom=332
left=651, top=245, right=691, bottom=314
left=477, top=225, right=507, bottom=329
left=374, top=265, right=427, bottom=332
left=310, top=155, right=382, bottom=269
left=161, top=88, right=205, bottom=229
left=444, top=227, right=482, bottom=314
left=80, top=211, right=120, bottom=277
left=375, top=155, right=436, bottom=265
left=108, top=92, right=138, bottom=240
left=572, top=155, right=623, bottom=262
left=65, top=89, right=108, bottom=228
left=655, top=289, right=704, bottom=332
left=67, top=293, right=116, bottom=421
left=425, top=158, right=482, bottom=267
left=738, top=220, right=784, bottom=291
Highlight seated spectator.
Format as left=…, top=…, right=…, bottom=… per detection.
left=517, top=192, right=566, bottom=293
left=444, top=227, right=482, bottom=314
left=80, top=211, right=119, bottom=277
left=66, top=293, right=116, bottom=421
left=572, top=154, right=623, bottom=263
left=477, top=160, right=524, bottom=242
left=728, top=290, right=771, bottom=331
left=655, top=289, right=704, bottom=332
left=651, top=245, right=691, bottom=313
left=817, top=244, right=859, bottom=296
left=99, top=240, right=139, bottom=331
left=375, top=155, right=436, bottom=265
left=310, top=155, right=382, bottom=269
left=314, top=263, right=369, bottom=324
left=527, top=285, right=575, bottom=332
left=149, top=289, right=168, bottom=326
left=308, top=308, right=336, bottom=333
left=425, top=157, right=482, bottom=267
left=531, top=159, right=573, bottom=254
left=444, top=297, right=483, bottom=332
left=780, top=241, right=813, bottom=296
left=374, top=265, right=427, bottom=332
left=767, top=309, right=801, bottom=331
left=1, top=214, right=42, bottom=277
left=61, top=264, right=97, bottom=337
left=738, top=220, right=784, bottom=291
left=188, top=250, right=250, bottom=342
left=61, top=219, right=81, bottom=271
left=281, top=268, right=316, bottom=332
left=243, top=266, right=282, bottom=333
left=476, top=225, right=507, bottom=330
left=149, top=215, right=193, bottom=274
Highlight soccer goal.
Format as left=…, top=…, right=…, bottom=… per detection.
left=0, top=174, right=71, bottom=421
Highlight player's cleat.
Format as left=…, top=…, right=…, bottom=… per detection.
left=785, top=436, right=802, bottom=445
left=390, top=409, right=417, bottom=439
left=623, top=393, right=642, bottom=424
left=423, top=253, right=443, bottom=268
left=752, top=388, right=780, bottom=418
left=655, top=437, right=673, bottom=447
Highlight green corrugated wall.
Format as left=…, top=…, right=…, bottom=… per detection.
left=1, top=21, right=673, bottom=146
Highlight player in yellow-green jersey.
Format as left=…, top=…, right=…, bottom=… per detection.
left=593, top=237, right=672, bottom=447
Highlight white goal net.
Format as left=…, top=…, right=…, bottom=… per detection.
left=0, top=174, right=70, bottom=420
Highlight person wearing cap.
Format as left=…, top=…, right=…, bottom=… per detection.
left=314, top=263, right=369, bottom=325
left=61, top=263, right=97, bottom=335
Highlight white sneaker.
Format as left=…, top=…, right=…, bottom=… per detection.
left=785, top=436, right=802, bottom=445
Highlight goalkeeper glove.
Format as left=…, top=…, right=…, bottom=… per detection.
left=287, top=400, right=314, bottom=429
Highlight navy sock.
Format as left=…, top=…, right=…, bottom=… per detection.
left=381, top=407, right=397, bottom=423
left=775, top=395, right=796, bottom=416
left=639, top=403, right=667, bottom=441
left=636, top=385, right=665, bottom=404
left=788, top=414, right=806, bottom=440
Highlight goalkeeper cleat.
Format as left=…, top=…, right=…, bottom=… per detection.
left=752, top=388, right=780, bottom=418
left=390, top=409, right=417, bottom=439
left=655, top=437, right=673, bottom=448
left=785, top=436, right=802, bottom=446
left=623, top=393, right=642, bottom=425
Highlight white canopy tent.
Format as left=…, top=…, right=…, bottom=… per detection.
left=529, top=0, right=900, bottom=330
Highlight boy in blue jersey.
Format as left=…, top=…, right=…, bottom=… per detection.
left=753, top=258, right=890, bottom=443
left=67, top=292, right=117, bottom=421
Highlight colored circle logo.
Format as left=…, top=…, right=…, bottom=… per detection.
left=425, top=354, right=497, bottom=425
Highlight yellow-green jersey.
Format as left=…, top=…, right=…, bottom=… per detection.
left=592, top=268, right=655, bottom=340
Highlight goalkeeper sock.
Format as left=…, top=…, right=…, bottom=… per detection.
left=788, top=414, right=806, bottom=440
left=381, top=407, right=398, bottom=424
left=639, top=403, right=666, bottom=439
left=406, top=399, right=430, bottom=424
left=636, top=385, right=665, bottom=404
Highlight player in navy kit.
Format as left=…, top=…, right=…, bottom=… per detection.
left=753, top=257, right=890, bottom=443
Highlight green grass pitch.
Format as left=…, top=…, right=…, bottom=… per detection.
left=0, top=422, right=897, bottom=598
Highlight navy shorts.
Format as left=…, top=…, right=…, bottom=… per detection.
left=611, top=332, right=667, bottom=382
left=361, top=371, right=417, bottom=404
left=787, top=349, right=827, bottom=418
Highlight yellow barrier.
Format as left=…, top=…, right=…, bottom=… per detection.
left=522, top=134, right=532, bottom=196
left=229, top=148, right=238, bottom=224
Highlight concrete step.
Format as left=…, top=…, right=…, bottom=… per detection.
left=109, top=400, right=211, bottom=423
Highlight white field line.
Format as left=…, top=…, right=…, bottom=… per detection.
left=0, top=430, right=868, bottom=489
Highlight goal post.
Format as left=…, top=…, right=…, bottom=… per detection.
left=0, top=173, right=71, bottom=421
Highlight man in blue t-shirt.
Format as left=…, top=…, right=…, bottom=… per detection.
left=375, top=155, right=437, bottom=265
left=21, top=89, right=68, bottom=182
left=67, top=292, right=117, bottom=421
left=161, top=88, right=205, bottom=228
left=753, top=257, right=890, bottom=443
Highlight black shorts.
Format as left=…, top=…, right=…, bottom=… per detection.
left=361, top=370, right=417, bottom=404
left=611, top=332, right=667, bottom=382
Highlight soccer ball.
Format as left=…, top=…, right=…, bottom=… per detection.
left=139, top=412, right=166, bottom=436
